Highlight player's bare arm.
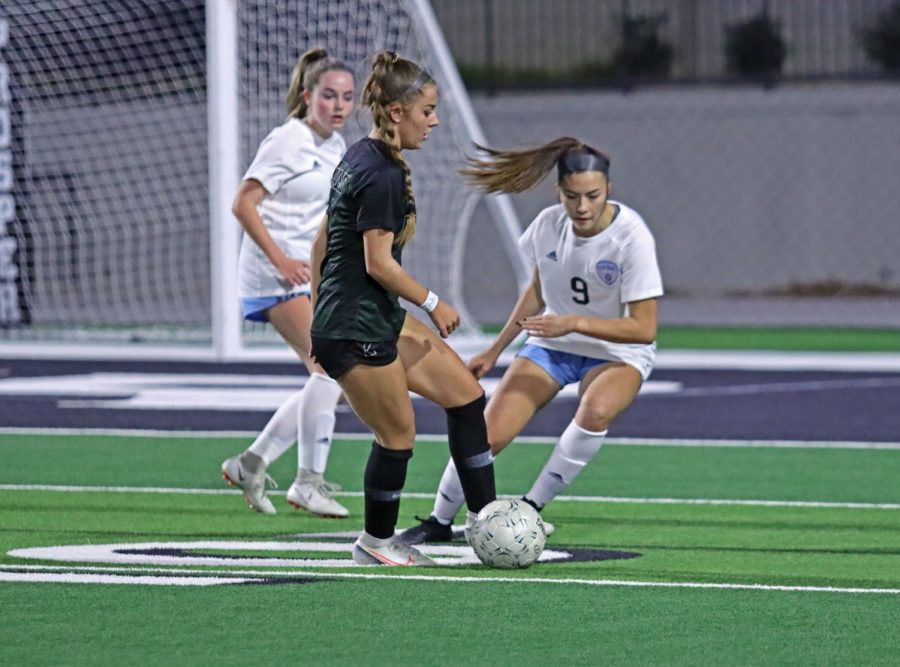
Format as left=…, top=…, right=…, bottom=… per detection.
left=520, top=297, right=658, bottom=344
left=310, top=214, right=328, bottom=309
left=469, top=267, right=544, bottom=378
left=362, top=228, right=460, bottom=338
left=232, top=179, right=310, bottom=286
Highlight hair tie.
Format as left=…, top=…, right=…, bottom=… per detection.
left=401, top=71, right=433, bottom=99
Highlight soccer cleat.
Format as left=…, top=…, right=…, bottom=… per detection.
left=351, top=534, right=436, bottom=566
left=397, top=515, right=454, bottom=545
left=221, top=454, right=277, bottom=515
left=286, top=470, right=349, bottom=518
left=521, top=495, right=554, bottom=536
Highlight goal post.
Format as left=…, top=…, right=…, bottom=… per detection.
left=207, top=0, right=242, bottom=361
left=408, top=0, right=528, bottom=291
left=0, top=0, right=527, bottom=361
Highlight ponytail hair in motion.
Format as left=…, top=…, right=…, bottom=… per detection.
left=460, top=137, right=611, bottom=194
left=286, top=47, right=354, bottom=119
left=361, top=50, right=435, bottom=246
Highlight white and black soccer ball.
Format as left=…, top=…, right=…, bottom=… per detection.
left=470, top=499, right=546, bottom=569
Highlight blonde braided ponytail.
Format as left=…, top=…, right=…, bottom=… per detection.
left=361, top=51, right=433, bottom=246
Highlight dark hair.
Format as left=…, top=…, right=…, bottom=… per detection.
left=460, top=137, right=611, bottom=194
left=286, top=48, right=354, bottom=119
left=361, top=51, right=435, bottom=246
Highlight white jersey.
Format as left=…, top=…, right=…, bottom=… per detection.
left=238, top=118, right=346, bottom=298
left=518, top=201, right=664, bottom=379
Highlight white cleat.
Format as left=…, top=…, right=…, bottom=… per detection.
left=287, top=470, right=349, bottom=518
left=351, top=533, right=436, bottom=566
left=221, top=455, right=277, bottom=515
left=542, top=520, right=555, bottom=537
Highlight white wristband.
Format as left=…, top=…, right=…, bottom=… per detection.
left=420, top=289, right=439, bottom=313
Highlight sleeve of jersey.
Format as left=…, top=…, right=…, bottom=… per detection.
left=620, top=231, right=665, bottom=304
left=517, top=215, right=541, bottom=266
left=354, top=165, right=405, bottom=234
left=243, top=125, right=309, bottom=195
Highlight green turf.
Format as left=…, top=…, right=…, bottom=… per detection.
left=1, top=432, right=898, bottom=665
left=2, top=581, right=898, bottom=666
left=656, top=327, right=900, bottom=352
left=2, top=434, right=898, bottom=503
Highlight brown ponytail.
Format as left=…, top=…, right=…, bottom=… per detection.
left=286, top=48, right=353, bottom=120
left=361, top=51, right=434, bottom=246
left=460, top=137, right=611, bottom=194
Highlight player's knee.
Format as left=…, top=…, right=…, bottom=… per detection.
left=486, top=429, right=514, bottom=454
left=452, top=377, right=486, bottom=408
left=376, top=421, right=416, bottom=451
left=574, top=404, right=613, bottom=432
left=397, top=424, right=416, bottom=449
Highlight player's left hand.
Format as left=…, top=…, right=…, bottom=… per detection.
left=430, top=300, right=461, bottom=338
left=518, top=314, right=575, bottom=338
left=275, top=257, right=311, bottom=286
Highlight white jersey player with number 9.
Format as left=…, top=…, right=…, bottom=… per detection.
left=400, top=137, right=664, bottom=545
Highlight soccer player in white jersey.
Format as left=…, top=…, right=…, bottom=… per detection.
left=399, top=137, right=663, bottom=544
left=220, top=49, right=354, bottom=517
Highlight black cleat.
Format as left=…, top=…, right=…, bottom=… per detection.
left=397, top=515, right=454, bottom=545
left=521, top=495, right=544, bottom=512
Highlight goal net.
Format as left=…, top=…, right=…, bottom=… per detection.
left=236, top=0, right=526, bottom=350
left=0, top=0, right=525, bottom=358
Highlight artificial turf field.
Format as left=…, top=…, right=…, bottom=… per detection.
left=1, top=431, right=898, bottom=665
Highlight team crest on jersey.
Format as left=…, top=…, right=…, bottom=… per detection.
left=595, top=260, right=619, bottom=286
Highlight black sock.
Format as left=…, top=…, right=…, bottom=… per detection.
left=363, top=441, right=412, bottom=539
left=446, top=394, right=496, bottom=513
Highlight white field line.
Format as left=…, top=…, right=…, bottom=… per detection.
left=2, top=427, right=899, bottom=450
left=0, top=572, right=252, bottom=586
left=1, top=563, right=898, bottom=595
left=1, top=484, right=897, bottom=510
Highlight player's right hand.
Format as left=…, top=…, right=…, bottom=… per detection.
left=467, top=349, right=498, bottom=378
left=430, top=301, right=460, bottom=338
left=276, top=258, right=311, bottom=286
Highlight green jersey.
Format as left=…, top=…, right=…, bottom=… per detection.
left=312, top=138, right=411, bottom=341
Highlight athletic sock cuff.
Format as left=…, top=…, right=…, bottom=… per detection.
left=445, top=393, right=486, bottom=418
left=573, top=423, right=609, bottom=437
left=370, top=441, right=413, bottom=461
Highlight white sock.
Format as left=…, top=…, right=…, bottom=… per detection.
left=298, top=372, right=342, bottom=475
left=247, top=389, right=303, bottom=466
left=524, top=421, right=607, bottom=509
left=431, top=459, right=466, bottom=525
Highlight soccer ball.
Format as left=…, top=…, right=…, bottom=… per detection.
left=470, top=499, right=546, bottom=569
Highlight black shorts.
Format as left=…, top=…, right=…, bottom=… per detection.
left=311, top=336, right=399, bottom=380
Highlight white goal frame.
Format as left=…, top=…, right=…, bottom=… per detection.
left=0, top=0, right=526, bottom=362
left=0, top=0, right=528, bottom=362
